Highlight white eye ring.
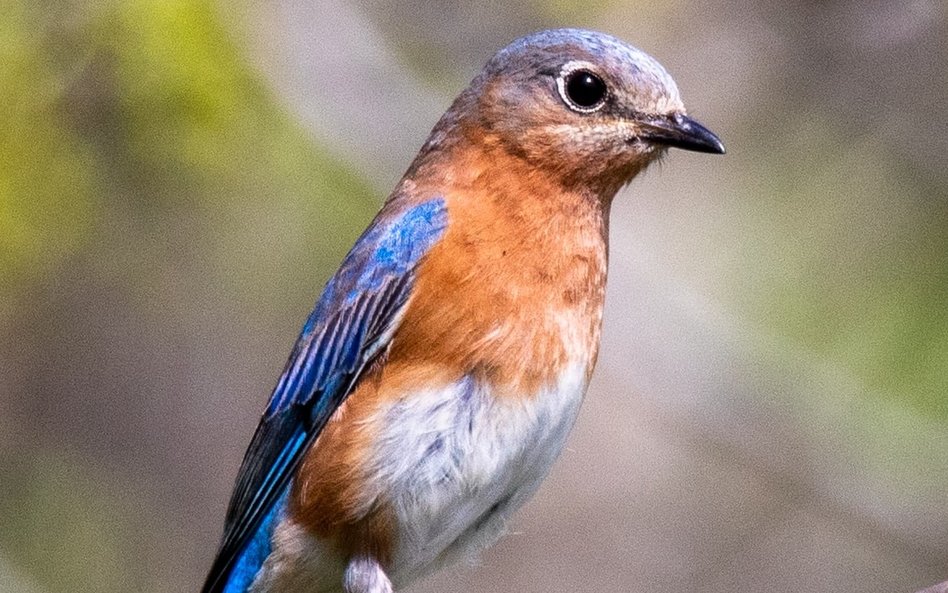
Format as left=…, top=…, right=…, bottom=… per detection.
left=556, top=61, right=609, bottom=114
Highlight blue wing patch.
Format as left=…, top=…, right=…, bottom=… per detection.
left=202, top=198, right=448, bottom=593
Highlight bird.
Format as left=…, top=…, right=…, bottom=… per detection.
left=202, top=28, right=724, bottom=593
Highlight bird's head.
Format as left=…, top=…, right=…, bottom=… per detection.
left=444, top=29, right=724, bottom=195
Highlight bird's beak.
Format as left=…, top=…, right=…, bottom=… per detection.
left=637, top=112, right=725, bottom=154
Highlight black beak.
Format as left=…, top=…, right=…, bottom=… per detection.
left=638, top=112, right=725, bottom=154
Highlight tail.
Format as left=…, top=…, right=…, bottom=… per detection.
left=202, top=492, right=288, bottom=593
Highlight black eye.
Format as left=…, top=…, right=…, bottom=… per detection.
left=561, top=69, right=607, bottom=112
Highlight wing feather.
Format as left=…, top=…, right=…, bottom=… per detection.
left=202, top=198, right=448, bottom=593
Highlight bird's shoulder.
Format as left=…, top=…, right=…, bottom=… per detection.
left=384, top=170, right=610, bottom=397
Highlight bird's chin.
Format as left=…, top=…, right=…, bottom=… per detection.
left=590, top=150, right=659, bottom=197
left=622, top=137, right=667, bottom=163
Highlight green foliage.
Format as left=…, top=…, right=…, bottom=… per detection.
left=1, top=0, right=376, bottom=312
left=0, top=2, right=99, bottom=308
left=0, top=1, right=376, bottom=592
left=739, top=116, right=948, bottom=421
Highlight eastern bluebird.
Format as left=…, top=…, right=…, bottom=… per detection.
left=202, top=28, right=724, bottom=593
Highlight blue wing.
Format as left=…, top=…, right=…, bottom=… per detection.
left=202, top=198, right=448, bottom=593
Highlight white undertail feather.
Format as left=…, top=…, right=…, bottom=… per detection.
left=344, top=556, right=393, bottom=593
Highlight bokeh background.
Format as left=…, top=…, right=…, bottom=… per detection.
left=2, top=1, right=946, bottom=592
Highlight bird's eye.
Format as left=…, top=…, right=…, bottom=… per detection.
left=559, top=69, right=608, bottom=113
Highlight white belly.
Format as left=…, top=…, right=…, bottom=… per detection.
left=371, top=362, right=589, bottom=585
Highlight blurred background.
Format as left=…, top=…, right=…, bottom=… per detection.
left=1, top=0, right=946, bottom=592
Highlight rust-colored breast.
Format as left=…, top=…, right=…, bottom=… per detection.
left=290, top=136, right=610, bottom=562
left=390, top=139, right=610, bottom=396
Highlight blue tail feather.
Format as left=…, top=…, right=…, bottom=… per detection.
left=221, top=489, right=289, bottom=593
